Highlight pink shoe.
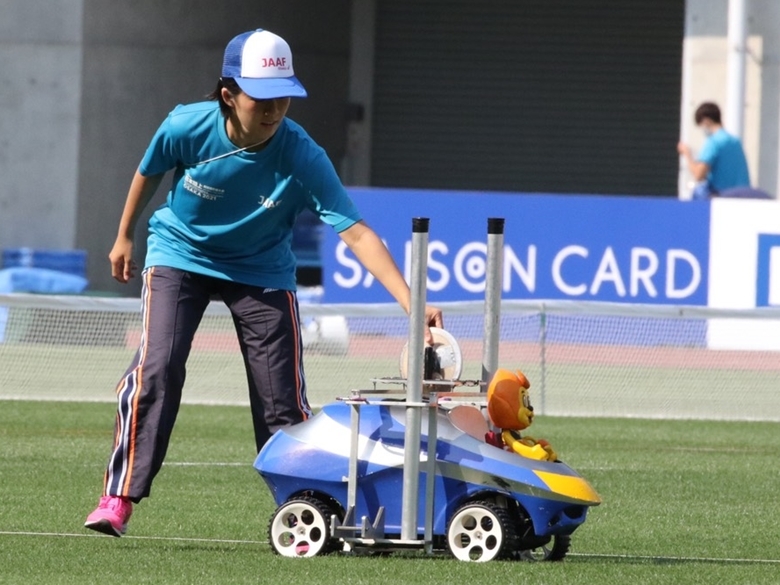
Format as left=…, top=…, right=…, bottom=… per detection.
left=84, top=496, right=133, bottom=537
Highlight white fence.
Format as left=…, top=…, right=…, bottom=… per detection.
left=1, top=293, right=779, bottom=421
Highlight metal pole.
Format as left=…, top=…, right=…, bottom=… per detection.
left=347, top=403, right=360, bottom=512
left=481, top=218, right=505, bottom=390
left=401, top=217, right=429, bottom=541
left=726, top=0, right=747, bottom=140
left=423, top=401, right=438, bottom=552
left=778, top=89, right=780, bottom=199
left=678, top=21, right=694, bottom=200
left=539, top=307, right=548, bottom=416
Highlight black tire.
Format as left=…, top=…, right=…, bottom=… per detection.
left=267, top=496, right=339, bottom=557
left=446, top=500, right=519, bottom=562
left=518, top=534, right=571, bottom=561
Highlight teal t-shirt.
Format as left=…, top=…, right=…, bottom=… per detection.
left=697, top=128, right=750, bottom=193
left=139, top=102, right=361, bottom=289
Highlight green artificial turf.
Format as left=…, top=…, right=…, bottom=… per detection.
left=1, top=400, right=779, bottom=584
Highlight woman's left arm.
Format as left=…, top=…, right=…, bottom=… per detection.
left=338, top=220, right=443, bottom=342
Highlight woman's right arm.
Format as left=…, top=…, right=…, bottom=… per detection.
left=109, top=170, right=165, bottom=283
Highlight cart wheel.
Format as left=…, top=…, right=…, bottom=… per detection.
left=268, top=497, right=336, bottom=557
left=446, top=501, right=518, bottom=562
left=518, top=535, right=571, bottom=561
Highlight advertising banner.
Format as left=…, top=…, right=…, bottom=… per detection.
left=707, top=198, right=780, bottom=350
left=709, top=198, right=780, bottom=309
left=322, top=188, right=711, bottom=305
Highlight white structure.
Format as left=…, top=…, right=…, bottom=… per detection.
left=679, top=0, right=780, bottom=199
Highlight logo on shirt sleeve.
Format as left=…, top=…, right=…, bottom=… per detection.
left=257, top=195, right=280, bottom=209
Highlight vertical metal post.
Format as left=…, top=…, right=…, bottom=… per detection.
left=423, top=400, right=438, bottom=552
left=347, top=403, right=360, bottom=512
left=539, top=307, right=548, bottom=415
left=726, top=0, right=747, bottom=140
left=481, top=218, right=505, bottom=390
left=678, top=26, right=694, bottom=200
left=401, top=217, right=429, bottom=541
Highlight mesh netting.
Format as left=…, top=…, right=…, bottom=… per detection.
left=1, top=294, right=779, bottom=421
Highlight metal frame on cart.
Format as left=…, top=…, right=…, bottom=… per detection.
left=331, top=217, right=506, bottom=553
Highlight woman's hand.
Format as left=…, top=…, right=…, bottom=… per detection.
left=109, top=236, right=137, bottom=283
left=424, top=304, right=444, bottom=345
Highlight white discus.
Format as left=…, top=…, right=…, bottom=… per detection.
left=399, top=327, right=463, bottom=382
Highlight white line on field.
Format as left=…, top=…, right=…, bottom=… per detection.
left=0, top=531, right=265, bottom=545
left=569, top=552, right=780, bottom=565
left=163, top=462, right=248, bottom=467
left=2, top=532, right=779, bottom=565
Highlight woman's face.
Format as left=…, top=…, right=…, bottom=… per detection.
left=222, top=88, right=291, bottom=147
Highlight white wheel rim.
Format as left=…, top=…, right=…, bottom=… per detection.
left=270, top=502, right=329, bottom=557
left=447, top=506, right=504, bottom=562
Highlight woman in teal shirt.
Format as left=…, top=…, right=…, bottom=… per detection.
left=84, top=29, right=442, bottom=538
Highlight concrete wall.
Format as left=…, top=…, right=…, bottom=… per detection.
left=0, top=0, right=84, bottom=249
left=681, top=0, right=780, bottom=198
left=0, top=0, right=350, bottom=295
left=75, top=0, right=351, bottom=295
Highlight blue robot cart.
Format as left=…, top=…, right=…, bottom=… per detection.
left=255, top=387, right=600, bottom=561
left=255, top=217, right=600, bottom=561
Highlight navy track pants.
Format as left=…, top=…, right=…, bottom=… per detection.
left=102, top=266, right=311, bottom=502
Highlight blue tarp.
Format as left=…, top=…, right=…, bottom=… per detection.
left=0, top=267, right=88, bottom=294
left=0, top=267, right=89, bottom=342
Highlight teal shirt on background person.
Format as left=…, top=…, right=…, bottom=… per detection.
left=139, top=102, right=361, bottom=290
left=696, top=128, right=750, bottom=193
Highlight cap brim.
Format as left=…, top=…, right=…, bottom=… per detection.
left=234, top=76, right=307, bottom=99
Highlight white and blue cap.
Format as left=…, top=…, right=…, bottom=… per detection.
left=222, top=29, right=307, bottom=99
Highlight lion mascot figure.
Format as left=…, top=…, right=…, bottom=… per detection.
left=485, top=368, right=558, bottom=462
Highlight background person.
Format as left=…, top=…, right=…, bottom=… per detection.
left=84, top=28, right=442, bottom=537
left=677, top=102, right=750, bottom=200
